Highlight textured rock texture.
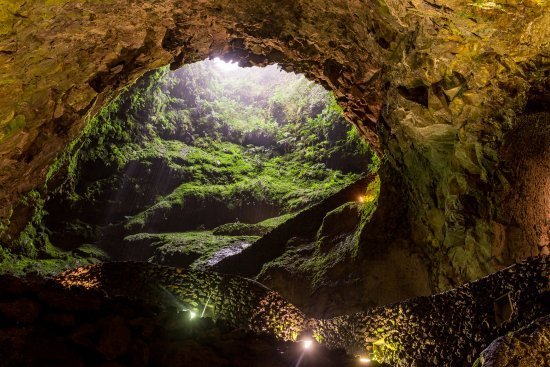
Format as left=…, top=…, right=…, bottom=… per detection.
left=0, top=0, right=549, bottom=293
left=55, top=262, right=307, bottom=343
left=214, top=175, right=376, bottom=276
left=0, top=273, right=356, bottom=367
left=315, top=256, right=549, bottom=366
left=52, top=256, right=548, bottom=367
left=473, top=314, right=550, bottom=367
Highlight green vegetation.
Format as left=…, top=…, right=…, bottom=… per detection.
left=1, top=59, right=378, bottom=273
left=211, top=213, right=297, bottom=237
left=123, top=231, right=259, bottom=270
left=0, top=244, right=107, bottom=276
left=258, top=176, right=380, bottom=289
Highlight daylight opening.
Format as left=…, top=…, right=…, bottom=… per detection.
left=42, top=59, right=378, bottom=269
left=7, top=59, right=379, bottom=315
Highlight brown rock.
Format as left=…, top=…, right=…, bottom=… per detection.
left=0, top=298, right=41, bottom=324
left=43, top=312, right=76, bottom=327
left=0, top=275, right=31, bottom=295
left=95, top=315, right=132, bottom=360
left=473, top=315, right=550, bottom=367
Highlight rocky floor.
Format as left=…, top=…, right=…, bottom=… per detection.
left=0, top=274, right=361, bottom=367
left=1, top=257, right=548, bottom=367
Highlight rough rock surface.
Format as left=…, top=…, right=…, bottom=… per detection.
left=54, top=262, right=308, bottom=343
left=214, top=175, right=375, bottom=276
left=473, top=314, right=550, bottom=367
left=52, top=256, right=548, bottom=367
left=0, top=0, right=548, bottom=295
left=0, top=274, right=357, bottom=367
left=316, top=256, right=549, bottom=366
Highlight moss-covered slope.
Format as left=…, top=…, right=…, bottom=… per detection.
left=1, top=60, right=377, bottom=276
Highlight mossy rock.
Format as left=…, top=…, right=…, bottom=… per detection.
left=212, top=222, right=271, bottom=236
left=0, top=243, right=107, bottom=277
left=121, top=231, right=260, bottom=269
left=317, top=202, right=362, bottom=251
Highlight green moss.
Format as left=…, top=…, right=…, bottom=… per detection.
left=10, top=190, right=47, bottom=257
left=1, top=114, right=26, bottom=141
left=211, top=213, right=297, bottom=236
left=213, top=222, right=271, bottom=236
left=0, top=206, right=13, bottom=239
left=256, top=213, right=296, bottom=227
left=259, top=176, right=381, bottom=289
left=5, top=60, right=377, bottom=274
left=0, top=243, right=107, bottom=276
left=124, top=231, right=259, bottom=269
left=317, top=202, right=362, bottom=241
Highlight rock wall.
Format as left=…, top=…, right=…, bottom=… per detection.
left=0, top=273, right=355, bottom=367
left=55, top=262, right=307, bottom=343
left=214, top=175, right=376, bottom=277
left=473, top=314, right=550, bottom=367
left=53, top=256, right=548, bottom=366
left=1, top=0, right=549, bottom=293
left=314, top=256, right=549, bottom=366
left=497, top=112, right=550, bottom=259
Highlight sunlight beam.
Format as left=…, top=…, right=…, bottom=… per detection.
left=213, top=57, right=240, bottom=72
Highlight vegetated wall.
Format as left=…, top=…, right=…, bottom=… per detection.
left=29, top=61, right=372, bottom=257
left=0, top=0, right=549, bottom=293
left=54, top=257, right=549, bottom=367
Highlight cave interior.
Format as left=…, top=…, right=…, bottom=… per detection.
left=0, top=0, right=548, bottom=366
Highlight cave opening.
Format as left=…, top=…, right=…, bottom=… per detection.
left=0, top=1, right=548, bottom=365
left=3, top=58, right=383, bottom=315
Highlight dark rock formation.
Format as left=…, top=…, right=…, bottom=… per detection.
left=0, top=273, right=356, bottom=367
left=214, top=175, right=376, bottom=276
left=472, top=314, right=550, bottom=367
left=0, top=0, right=548, bottom=296
left=49, top=255, right=548, bottom=367
left=54, top=262, right=307, bottom=343
left=316, top=256, right=549, bottom=366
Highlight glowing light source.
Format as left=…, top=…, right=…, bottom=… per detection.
left=359, top=356, right=371, bottom=364
left=303, top=339, right=313, bottom=350
left=213, top=57, right=240, bottom=72
left=189, top=311, right=197, bottom=320
left=358, top=196, right=364, bottom=203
